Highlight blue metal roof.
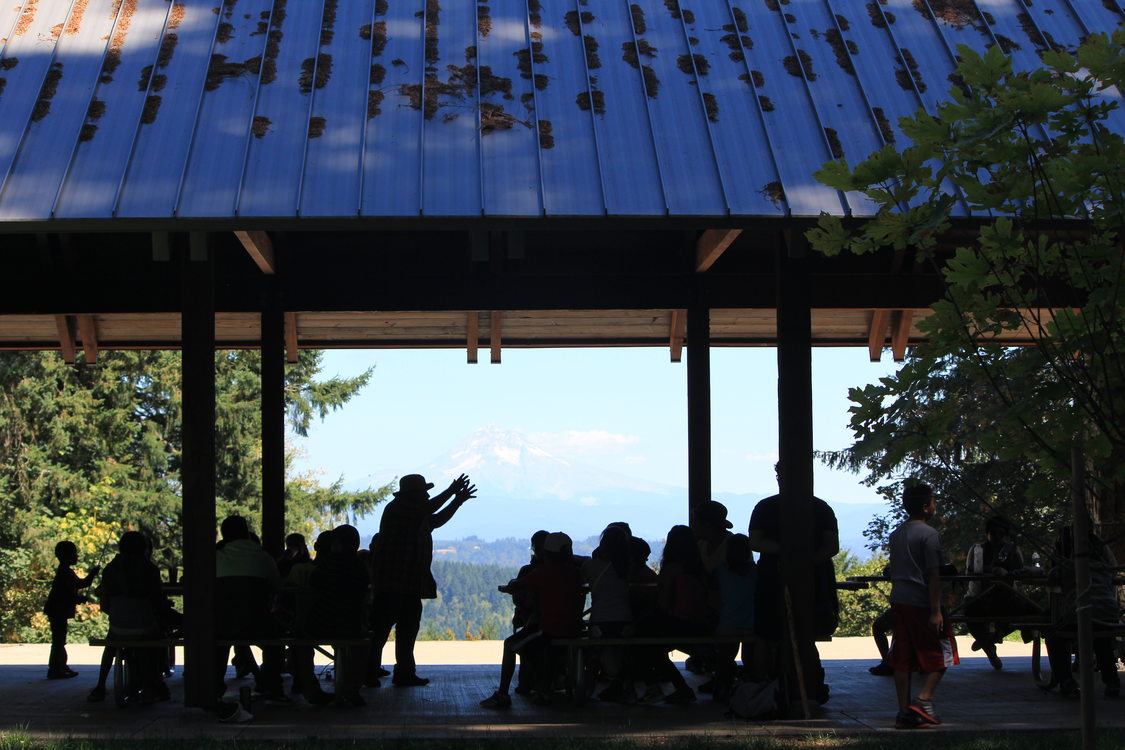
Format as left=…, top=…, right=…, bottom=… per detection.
left=0, top=0, right=1120, bottom=221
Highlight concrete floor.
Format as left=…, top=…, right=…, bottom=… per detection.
left=0, top=638, right=1120, bottom=740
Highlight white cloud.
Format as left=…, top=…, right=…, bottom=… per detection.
left=577, top=496, right=599, bottom=506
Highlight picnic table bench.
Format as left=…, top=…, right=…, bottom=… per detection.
left=89, top=635, right=369, bottom=708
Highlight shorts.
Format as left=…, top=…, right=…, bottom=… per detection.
left=888, top=602, right=958, bottom=673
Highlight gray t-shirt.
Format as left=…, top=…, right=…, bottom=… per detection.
left=888, top=520, right=942, bottom=608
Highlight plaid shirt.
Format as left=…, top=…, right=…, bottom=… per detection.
left=372, top=496, right=438, bottom=598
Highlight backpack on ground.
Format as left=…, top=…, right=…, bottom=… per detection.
left=726, top=678, right=780, bottom=720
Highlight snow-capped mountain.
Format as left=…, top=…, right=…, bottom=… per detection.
left=356, top=424, right=882, bottom=551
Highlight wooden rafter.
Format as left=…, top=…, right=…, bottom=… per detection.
left=669, top=309, right=686, bottom=362
left=867, top=309, right=891, bottom=362
left=234, top=230, right=276, bottom=274
left=54, top=315, right=76, bottom=364
left=891, top=309, right=914, bottom=361
left=466, top=312, right=479, bottom=364
left=76, top=315, right=98, bottom=363
left=490, top=311, right=502, bottom=364
left=284, top=312, right=299, bottom=363
left=695, top=229, right=741, bottom=272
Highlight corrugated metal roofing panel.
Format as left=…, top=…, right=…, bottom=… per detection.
left=0, top=0, right=119, bottom=220
left=477, top=0, right=543, bottom=217
left=577, top=2, right=665, bottom=216
left=299, top=0, right=374, bottom=217
left=177, top=0, right=275, bottom=218
left=52, top=0, right=174, bottom=220
left=420, top=0, right=482, bottom=217
left=113, top=0, right=223, bottom=217
left=236, top=0, right=326, bottom=217
left=0, top=0, right=1119, bottom=221
left=741, top=1, right=844, bottom=216
left=686, top=2, right=783, bottom=217
left=0, top=0, right=77, bottom=213
left=358, top=1, right=424, bottom=217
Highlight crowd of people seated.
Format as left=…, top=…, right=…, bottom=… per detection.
left=479, top=498, right=809, bottom=710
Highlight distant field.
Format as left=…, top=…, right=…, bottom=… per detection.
left=1, top=731, right=1123, bottom=750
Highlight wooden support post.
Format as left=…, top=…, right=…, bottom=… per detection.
left=76, top=315, right=98, bottom=363
left=466, top=312, right=479, bottom=364
left=54, top=315, right=76, bottom=364
left=669, top=310, right=686, bottom=363
left=687, top=301, right=711, bottom=511
left=181, top=232, right=217, bottom=709
left=261, top=281, right=286, bottom=559
left=776, top=232, right=816, bottom=715
left=490, top=311, right=502, bottom=364
left=1071, top=446, right=1097, bottom=750
left=284, top=312, right=299, bottom=363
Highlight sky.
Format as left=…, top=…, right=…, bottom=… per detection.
left=290, top=346, right=902, bottom=542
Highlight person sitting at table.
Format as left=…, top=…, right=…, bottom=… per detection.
left=581, top=524, right=636, bottom=703
left=1042, top=524, right=1121, bottom=698
left=961, top=515, right=1027, bottom=670
left=480, top=532, right=585, bottom=709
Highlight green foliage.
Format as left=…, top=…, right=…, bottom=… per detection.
left=419, top=560, right=518, bottom=640
left=810, top=32, right=1125, bottom=561
left=0, top=350, right=388, bottom=642
left=833, top=550, right=889, bottom=637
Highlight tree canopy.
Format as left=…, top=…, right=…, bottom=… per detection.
left=809, top=33, right=1125, bottom=562
left=0, top=349, right=389, bottom=641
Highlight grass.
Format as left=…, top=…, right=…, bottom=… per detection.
left=0, top=734, right=1123, bottom=750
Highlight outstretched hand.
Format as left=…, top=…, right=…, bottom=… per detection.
left=447, top=474, right=470, bottom=493
left=455, top=482, right=477, bottom=504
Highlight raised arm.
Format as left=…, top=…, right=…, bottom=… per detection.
left=429, top=480, right=477, bottom=530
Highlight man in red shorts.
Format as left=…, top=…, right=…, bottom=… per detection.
left=887, top=484, right=958, bottom=728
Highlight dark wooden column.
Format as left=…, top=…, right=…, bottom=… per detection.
left=776, top=231, right=817, bottom=703
left=260, top=280, right=285, bottom=558
left=687, top=300, right=711, bottom=512
left=181, top=232, right=217, bottom=708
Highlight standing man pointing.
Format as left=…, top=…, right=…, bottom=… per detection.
left=369, top=473, right=476, bottom=686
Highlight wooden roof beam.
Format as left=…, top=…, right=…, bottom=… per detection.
left=867, top=309, right=890, bottom=362
left=54, top=315, right=76, bottom=364
left=669, top=309, right=686, bottom=362
left=892, top=310, right=914, bottom=362
left=76, top=314, right=98, bottom=363
left=234, top=230, right=276, bottom=274
left=467, top=312, right=479, bottom=364
left=284, top=312, right=299, bottom=363
left=490, top=311, right=502, bottom=364
left=695, top=229, right=741, bottom=272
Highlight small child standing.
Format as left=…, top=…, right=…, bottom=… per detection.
left=45, top=540, right=100, bottom=679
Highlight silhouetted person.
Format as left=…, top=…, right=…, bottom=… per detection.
left=692, top=500, right=734, bottom=574
left=581, top=525, right=635, bottom=703
left=749, top=463, right=839, bottom=704
left=962, top=515, right=1027, bottom=669
left=635, top=524, right=709, bottom=704
left=480, top=532, right=585, bottom=708
left=45, top=540, right=99, bottom=679
left=1043, top=525, right=1121, bottom=698
left=97, top=531, right=168, bottom=703
left=370, top=473, right=475, bottom=686
left=277, top=532, right=310, bottom=579
left=215, top=515, right=285, bottom=701
left=712, top=533, right=764, bottom=696
left=307, top=524, right=371, bottom=706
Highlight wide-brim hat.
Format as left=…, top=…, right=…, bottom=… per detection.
left=395, top=474, right=434, bottom=497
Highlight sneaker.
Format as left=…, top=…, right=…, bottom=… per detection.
left=530, top=690, right=552, bottom=706
left=663, top=687, right=696, bottom=705
left=217, top=702, right=253, bottom=723
left=638, top=685, right=664, bottom=704
left=375, top=667, right=391, bottom=677
left=86, top=686, right=106, bottom=702
left=869, top=662, right=894, bottom=676
left=986, top=652, right=1003, bottom=670
left=46, top=670, right=78, bottom=680
left=480, top=691, right=512, bottom=709
left=335, top=691, right=366, bottom=707
left=895, top=711, right=925, bottom=729
left=909, top=697, right=940, bottom=725
left=306, top=690, right=335, bottom=706
left=392, top=674, right=430, bottom=687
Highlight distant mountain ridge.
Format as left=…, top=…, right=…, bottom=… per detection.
left=357, top=425, right=884, bottom=555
